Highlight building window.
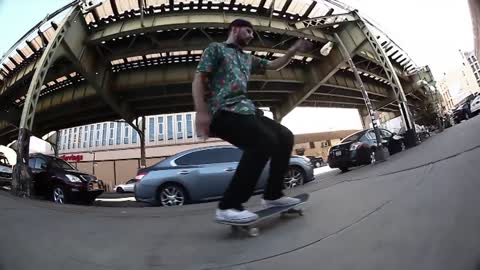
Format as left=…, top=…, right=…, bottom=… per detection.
left=89, top=125, right=94, bottom=147
left=78, top=127, right=83, bottom=149
left=72, top=128, right=77, bottom=149
left=186, top=114, right=193, bottom=139
left=83, top=126, right=88, bottom=148
left=167, top=115, right=174, bottom=140
left=309, top=142, right=315, bottom=149
left=67, top=129, right=72, bottom=149
left=102, top=123, right=107, bottom=146
left=109, top=123, right=114, bottom=145
left=124, top=124, right=129, bottom=144
left=116, top=122, right=121, bottom=145
left=158, top=116, right=164, bottom=141
left=96, top=124, right=101, bottom=147
left=149, top=117, right=155, bottom=142
left=132, top=127, right=137, bottom=144
left=176, top=115, right=183, bottom=140
left=475, top=73, right=479, bottom=80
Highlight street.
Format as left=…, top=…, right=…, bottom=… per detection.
left=1, top=116, right=480, bottom=270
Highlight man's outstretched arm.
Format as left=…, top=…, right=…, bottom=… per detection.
left=267, top=39, right=312, bottom=71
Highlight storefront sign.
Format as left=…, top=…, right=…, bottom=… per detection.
left=60, top=155, right=84, bottom=162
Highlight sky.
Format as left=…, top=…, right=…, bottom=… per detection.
left=0, top=0, right=476, bottom=152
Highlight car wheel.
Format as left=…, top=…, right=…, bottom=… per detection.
left=116, top=187, right=124, bottom=193
left=400, top=141, right=406, bottom=151
left=283, top=166, right=305, bottom=189
left=315, top=161, right=321, bottom=168
left=340, top=167, right=349, bottom=173
left=52, top=186, right=67, bottom=204
left=369, top=149, right=376, bottom=164
left=157, top=184, right=187, bottom=206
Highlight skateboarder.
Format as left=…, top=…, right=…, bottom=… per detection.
left=192, top=19, right=312, bottom=223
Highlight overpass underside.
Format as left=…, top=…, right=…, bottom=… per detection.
left=0, top=0, right=434, bottom=146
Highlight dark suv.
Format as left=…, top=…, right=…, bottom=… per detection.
left=29, top=153, right=104, bottom=204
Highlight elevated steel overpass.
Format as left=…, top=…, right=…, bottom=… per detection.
left=0, top=0, right=435, bottom=147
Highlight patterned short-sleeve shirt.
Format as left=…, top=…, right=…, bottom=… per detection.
left=196, top=42, right=270, bottom=116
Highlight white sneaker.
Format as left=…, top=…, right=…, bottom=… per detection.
left=262, top=196, right=301, bottom=208
left=215, top=208, right=258, bottom=223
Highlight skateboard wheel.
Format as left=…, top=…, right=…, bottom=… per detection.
left=248, top=227, right=259, bottom=237
left=298, top=210, right=304, bottom=216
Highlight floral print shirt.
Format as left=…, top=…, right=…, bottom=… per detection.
left=196, top=42, right=270, bottom=116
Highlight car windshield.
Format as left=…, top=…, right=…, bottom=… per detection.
left=50, top=158, right=76, bottom=170
left=341, top=131, right=363, bottom=143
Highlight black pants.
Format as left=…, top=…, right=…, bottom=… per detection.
left=210, top=110, right=294, bottom=210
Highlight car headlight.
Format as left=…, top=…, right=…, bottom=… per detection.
left=66, top=174, right=82, bottom=183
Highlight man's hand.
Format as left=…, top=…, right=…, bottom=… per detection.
left=195, top=111, right=211, bottom=141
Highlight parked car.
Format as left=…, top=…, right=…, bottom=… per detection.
left=327, top=128, right=404, bottom=172
left=306, top=156, right=325, bottom=168
left=114, top=179, right=137, bottom=193
left=399, top=124, right=430, bottom=143
left=0, top=152, right=12, bottom=187
left=28, top=153, right=105, bottom=204
left=134, top=145, right=315, bottom=206
left=470, top=95, right=480, bottom=116
left=453, top=94, right=478, bottom=123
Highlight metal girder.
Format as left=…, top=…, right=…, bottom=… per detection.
left=58, top=9, right=134, bottom=123
left=89, top=13, right=332, bottom=44
left=325, top=72, right=390, bottom=98
left=292, top=12, right=358, bottom=30
left=111, top=64, right=304, bottom=90
left=355, top=14, right=414, bottom=132
left=275, top=22, right=367, bottom=118
left=13, top=6, right=83, bottom=197
left=101, top=36, right=317, bottom=62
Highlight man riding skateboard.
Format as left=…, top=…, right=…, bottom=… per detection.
left=192, top=19, right=312, bottom=223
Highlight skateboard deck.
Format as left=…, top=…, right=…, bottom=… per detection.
left=216, top=193, right=309, bottom=237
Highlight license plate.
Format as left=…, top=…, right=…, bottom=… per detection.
left=88, top=182, right=99, bottom=191
left=335, top=150, right=342, bottom=157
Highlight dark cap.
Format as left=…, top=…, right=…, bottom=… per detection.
left=228, top=19, right=253, bottom=33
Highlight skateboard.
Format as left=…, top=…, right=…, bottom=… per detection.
left=216, top=193, right=309, bottom=237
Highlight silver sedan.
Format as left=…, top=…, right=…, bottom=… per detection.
left=134, top=145, right=314, bottom=206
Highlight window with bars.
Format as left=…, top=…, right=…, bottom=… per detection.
left=78, top=127, right=83, bottom=149
left=186, top=114, right=193, bottom=139
left=102, top=123, right=107, bottom=146
left=73, top=128, right=77, bottom=149
left=83, top=126, right=89, bottom=148
left=149, top=117, right=155, bottom=142
left=116, top=122, right=121, bottom=145
left=124, top=124, right=130, bottom=144
left=177, top=115, right=183, bottom=140
left=167, top=116, right=174, bottom=140
left=109, top=123, right=114, bottom=145
left=96, top=124, right=101, bottom=147
left=158, top=116, right=164, bottom=141
left=89, top=125, right=94, bottom=147
left=67, top=129, right=72, bottom=149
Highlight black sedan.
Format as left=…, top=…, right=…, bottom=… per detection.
left=327, top=128, right=404, bottom=172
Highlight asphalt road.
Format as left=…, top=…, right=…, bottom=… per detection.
left=1, top=116, right=479, bottom=270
